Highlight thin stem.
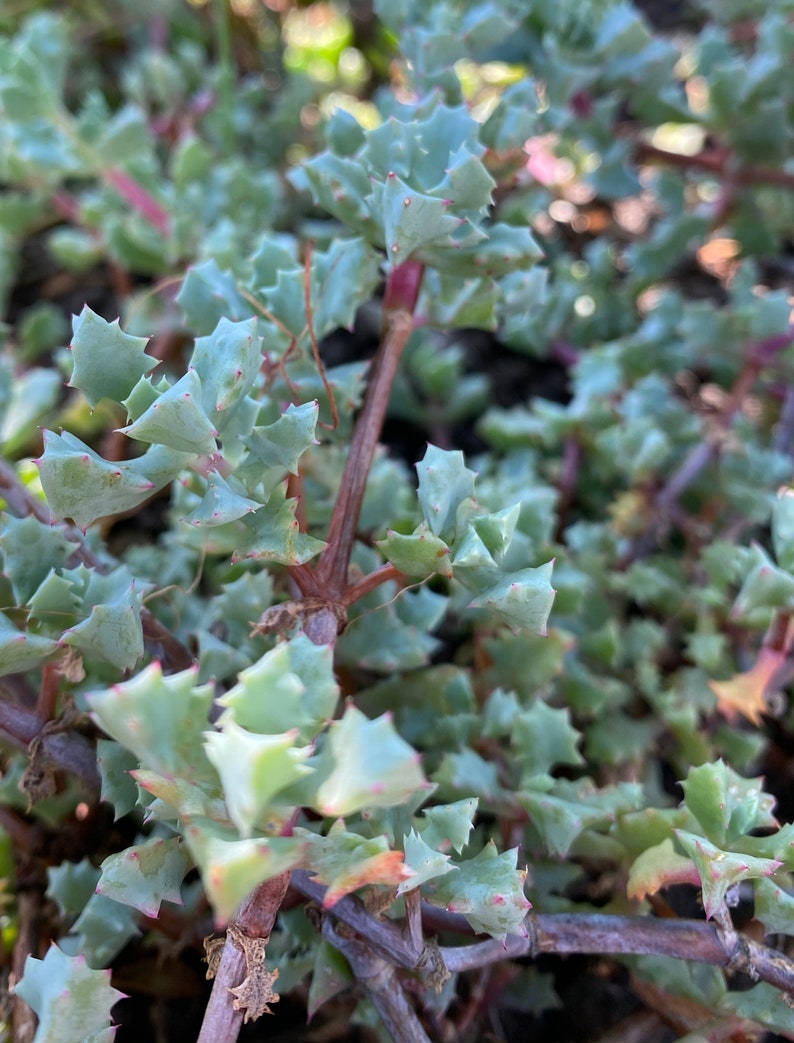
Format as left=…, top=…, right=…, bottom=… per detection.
left=341, top=563, right=405, bottom=606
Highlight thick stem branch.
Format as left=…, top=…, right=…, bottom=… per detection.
left=323, top=917, right=431, bottom=1043
left=313, top=309, right=417, bottom=596
left=197, top=871, right=291, bottom=1043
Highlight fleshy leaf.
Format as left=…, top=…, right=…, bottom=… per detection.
left=242, top=401, right=320, bottom=474
left=754, top=877, right=794, bottom=936
left=398, top=829, right=455, bottom=894
left=512, top=701, right=584, bottom=777
left=218, top=635, right=339, bottom=741
left=311, top=705, right=429, bottom=818
left=680, top=760, right=778, bottom=847
left=188, top=316, right=262, bottom=418
left=429, top=841, right=530, bottom=940
left=87, top=663, right=215, bottom=783
left=626, top=838, right=700, bottom=902
left=176, top=259, right=254, bottom=334
left=68, top=306, right=156, bottom=408
left=675, top=829, right=782, bottom=920
left=37, top=430, right=154, bottom=530
left=60, top=572, right=144, bottom=670
left=70, top=892, right=142, bottom=966
left=183, top=827, right=306, bottom=923
left=15, top=944, right=124, bottom=1042
left=720, top=982, right=794, bottom=1036
left=416, top=445, right=476, bottom=538
left=95, top=836, right=191, bottom=918
left=183, top=472, right=260, bottom=527
left=468, top=562, right=556, bottom=634
left=0, top=611, right=57, bottom=675
left=0, top=513, right=79, bottom=603
left=204, top=722, right=312, bottom=838
left=418, top=798, right=478, bottom=854
left=708, top=647, right=783, bottom=726
left=307, top=940, right=353, bottom=1022
left=375, top=524, right=452, bottom=578
left=298, top=820, right=413, bottom=906
left=231, top=482, right=325, bottom=565
left=119, top=369, right=218, bottom=454
left=379, top=172, right=461, bottom=267
left=96, top=740, right=139, bottom=820
left=47, top=858, right=100, bottom=920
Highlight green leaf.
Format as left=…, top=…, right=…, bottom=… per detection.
left=675, top=829, right=782, bottom=920
left=47, top=858, right=100, bottom=920
left=183, top=472, right=260, bottom=527
left=68, top=307, right=156, bottom=408
left=307, top=940, right=353, bottom=1022
left=379, top=173, right=461, bottom=267
left=60, top=569, right=144, bottom=670
left=626, top=838, right=700, bottom=903
left=87, top=662, right=215, bottom=784
left=468, top=562, right=556, bottom=634
left=36, top=431, right=189, bottom=530
left=398, top=828, right=455, bottom=893
left=183, top=827, right=307, bottom=923
left=69, top=892, right=142, bottom=967
left=298, top=820, right=412, bottom=906
left=36, top=431, right=152, bottom=530
left=0, top=611, right=57, bottom=676
left=119, top=369, right=218, bottom=454
left=418, top=798, right=478, bottom=854
left=0, top=367, right=61, bottom=453
left=732, top=544, right=794, bottom=623
left=720, top=982, right=794, bottom=1036
left=773, top=488, right=794, bottom=573
left=96, top=740, right=139, bottom=820
left=231, top=481, right=325, bottom=565
left=416, top=444, right=477, bottom=538
left=512, top=702, right=584, bottom=777
left=680, top=760, right=778, bottom=847
left=218, top=634, right=339, bottom=742
left=204, top=722, right=312, bottom=837
left=754, top=877, right=794, bottom=936
left=176, top=259, right=254, bottom=334
left=96, top=836, right=192, bottom=918
left=242, top=401, right=320, bottom=474
left=376, top=524, right=452, bottom=578
left=311, top=705, right=430, bottom=817
left=0, top=514, right=78, bottom=603
left=15, top=944, right=124, bottom=1042
left=188, top=317, right=262, bottom=420
left=428, top=841, right=531, bottom=941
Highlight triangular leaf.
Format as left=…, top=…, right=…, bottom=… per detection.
left=96, top=836, right=192, bottom=918
left=68, top=306, right=156, bottom=408
left=311, top=705, right=429, bottom=817
left=15, top=944, right=124, bottom=1042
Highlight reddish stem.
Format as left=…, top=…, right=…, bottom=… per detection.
left=294, top=260, right=424, bottom=601
left=103, top=168, right=171, bottom=237
left=635, top=141, right=794, bottom=193
left=341, top=563, right=405, bottom=606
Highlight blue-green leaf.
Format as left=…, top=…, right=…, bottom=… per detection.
left=68, top=307, right=156, bottom=408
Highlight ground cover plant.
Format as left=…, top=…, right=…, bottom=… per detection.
left=2, top=0, right=794, bottom=1040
